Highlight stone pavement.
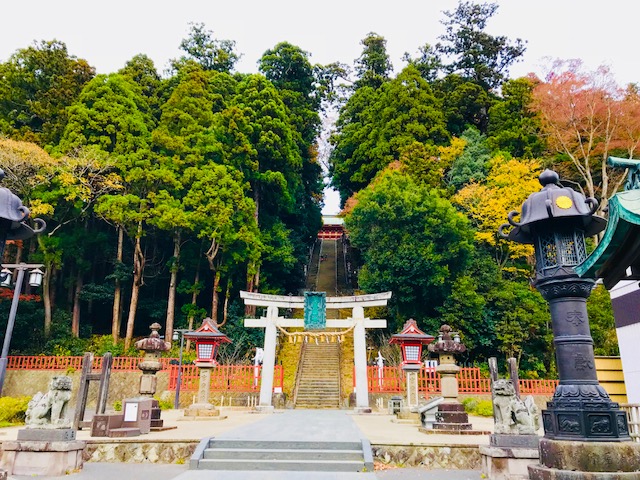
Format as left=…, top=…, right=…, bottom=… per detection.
left=1, top=408, right=499, bottom=479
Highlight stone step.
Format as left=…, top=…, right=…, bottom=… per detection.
left=191, top=439, right=369, bottom=472
left=203, top=448, right=363, bottom=461
left=206, top=440, right=362, bottom=450
left=196, top=459, right=365, bottom=472
left=298, top=380, right=340, bottom=385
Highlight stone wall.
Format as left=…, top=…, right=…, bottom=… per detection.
left=373, top=444, right=482, bottom=469
left=0, top=439, right=482, bottom=467
left=84, top=440, right=197, bottom=464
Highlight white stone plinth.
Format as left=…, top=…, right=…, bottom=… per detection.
left=480, top=445, right=539, bottom=480
left=1, top=440, right=85, bottom=476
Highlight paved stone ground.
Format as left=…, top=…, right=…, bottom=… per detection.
left=3, top=409, right=488, bottom=479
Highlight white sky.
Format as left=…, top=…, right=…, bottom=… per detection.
left=2, top=0, right=639, bottom=214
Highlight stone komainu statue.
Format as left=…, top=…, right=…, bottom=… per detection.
left=492, top=378, right=540, bottom=435
left=25, top=375, right=73, bottom=428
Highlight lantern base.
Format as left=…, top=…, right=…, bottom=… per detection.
left=254, top=405, right=275, bottom=414
left=528, top=438, right=640, bottom=479
left=184, top=403, right=222, bottom=419
left=542, top=385, right=631, bottom=441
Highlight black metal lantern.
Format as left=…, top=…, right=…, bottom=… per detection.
left=0, top=170, right=46, bottom=257
left=500, top=170, right=605, bottom=278
left=499, top=170, right=630, bottom=442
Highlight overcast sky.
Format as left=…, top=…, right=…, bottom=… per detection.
left=2, top=0, right=639, bottom=214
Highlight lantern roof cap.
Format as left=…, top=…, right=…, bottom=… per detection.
left=428, top=324, right=467, bottom=354
left=183, top=317, right=231, bottom=343
left=389, top=319, right=434, bottom=345
left=500, top=169, right=606, bottom=244
left=135, top=322, right=171, bottom=352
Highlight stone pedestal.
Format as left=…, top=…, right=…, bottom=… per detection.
left=403, top=364, right=421, bottom=410
left=0, top=440, right=85, bottom=476
left=17, top=428, right=76, bottom=441
left=184, top=364, right=223, bottom=418
left=528, top=438, right=640, bottom=479
left=433, top=403, right=473, bottom=431
left=481, top=445, right=539, bottom=480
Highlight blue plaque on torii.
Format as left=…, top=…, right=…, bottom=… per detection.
left=304, top=291, right=326, bottom=330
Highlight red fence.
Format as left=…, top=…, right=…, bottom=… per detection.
left=365, top=366, right=557, bottom=395
left=7, top=356, right=284, bottom=393
left=8, top=356, right=555, bottom=395
left=166, top=364, right=284, bottom=392
left=6, top=355, right=174, bottom=371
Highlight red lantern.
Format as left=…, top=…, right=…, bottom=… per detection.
left=389, top=319, right=434, bottom=366
left=184, top=318, right=231, bottom=365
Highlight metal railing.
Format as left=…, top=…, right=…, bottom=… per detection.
left=621, top=403, right=640, bottom=442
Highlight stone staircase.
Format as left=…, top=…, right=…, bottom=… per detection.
left=189, top=438, right=373, bottom=472
left=294, top=341, right=341, bottom=409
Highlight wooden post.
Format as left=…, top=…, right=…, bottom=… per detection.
left=488, top=357, right=499, bottom=424
left=73, top=352, right=112, bottom=430
left=97, top=352, right=113, bottom=414
left=73, top=353, right=93, bottom=430
left=507, top=357, right=520, bottom=399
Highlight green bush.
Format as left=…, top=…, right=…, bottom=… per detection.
left=474, top=400, right=494, bottom=417
left=462, top=397, right=478, bottom=411
left=462, top=397, right=493, bottom=417
left=0, top=396, right=31, bottom=425
left=155, top=397, right=174, bottom=410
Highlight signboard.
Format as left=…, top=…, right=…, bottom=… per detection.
left=304, top=291, right=326, bottom=330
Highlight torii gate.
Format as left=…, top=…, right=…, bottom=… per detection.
left=241, top=290, right=391, bottom=412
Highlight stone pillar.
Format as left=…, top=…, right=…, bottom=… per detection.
left=197, top=366, right=212, bottom=406
left=257, top=305, right=278, bottom=412
left=432, top=351, right=472, bottom=431
left=184, top=364, right=221, bottom=417
left=437, top=352, right=459, bottom=403
left=352, top=306, right=370, bottom=412
left=403, top=364, right=420, bottom=409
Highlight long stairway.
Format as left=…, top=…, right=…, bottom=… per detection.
left=295, top=342, right=341, bottom=409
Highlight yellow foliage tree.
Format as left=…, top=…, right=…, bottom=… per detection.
left=453, top=154, right=541, bottom=271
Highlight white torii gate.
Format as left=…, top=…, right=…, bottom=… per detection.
left=241, top=291, right=391, bottom=412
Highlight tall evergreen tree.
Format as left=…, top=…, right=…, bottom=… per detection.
left=0, top=40, right=94, bottom=147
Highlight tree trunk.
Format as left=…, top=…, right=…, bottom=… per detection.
left=186, top=268, right=200, bottom=353
left=219, top=280, right=231, bottom=328
left=112, top=226, right=124, bottom=344
left=124, top=222, right=145, bottom=351
left=14, top=240, right=23, bottom=266
left=43, top=266, right=53, bottom=337
left=165, top=230, right=181, bottom=347
left=211, top=270, right=221, bottom=325
left=71, top=269, right=83, bottom=337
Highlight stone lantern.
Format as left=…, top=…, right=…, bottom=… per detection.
left=135, top=322, right=170, bottom=397
left=134, top=322, right=170, bottom=430
left=183, top=318, right=231, bottom=417
left=390, top=319, right=434, bottom=412
left=428, top=324, right=471, bottom=431
left=499, top=169, right=629, bottom=442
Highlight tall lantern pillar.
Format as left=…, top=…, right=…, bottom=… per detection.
left=183, top=318, right=231, bottom=418
left=390, top=319, right=434, bottom=415
left=500, top=170, right=640, bottom=479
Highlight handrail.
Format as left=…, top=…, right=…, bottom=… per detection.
left=292, top=341, right=307, bottom=405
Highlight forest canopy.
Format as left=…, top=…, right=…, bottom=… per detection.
left=0, top=2, right=625, bottom=376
